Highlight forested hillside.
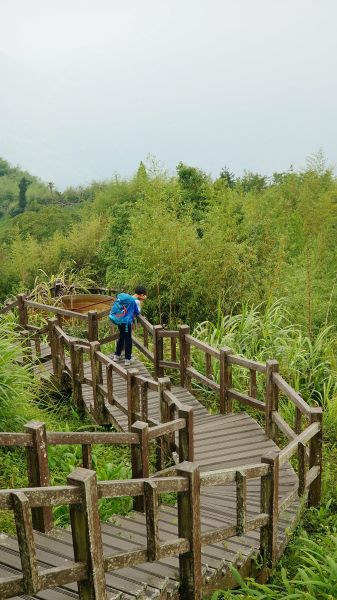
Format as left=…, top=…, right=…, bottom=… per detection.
left=1, top=153, right=336, bottom=334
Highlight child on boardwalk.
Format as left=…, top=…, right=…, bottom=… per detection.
left=110, top=286, right=147, bottom=366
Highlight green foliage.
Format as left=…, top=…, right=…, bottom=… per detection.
left=18, top=176, right=29, bottom=212
left=0, top=316, right=38, bottom=431
left=176, top=161, right=210, bottom=223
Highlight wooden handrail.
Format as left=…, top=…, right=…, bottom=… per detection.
left=279, top=421, right=321, bottom=466
left=272, top=372, right=312, bottom=415
left=137, top=313, right=154, bottom=333
left=25, top=299, right=88, bottom=320
left=0, top=298, right=19, bottom=314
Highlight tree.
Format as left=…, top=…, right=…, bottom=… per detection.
left=238, top=171, right=268, bottom=193
left=176, top=162, right=210, bottom=224
left=18, top=177, right=30, bottom=212
left=219, top=166, right=236, bottom=188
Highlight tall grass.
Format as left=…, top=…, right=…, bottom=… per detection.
left=215, top=535, right=337, bottom=599
left=193, top=300, right=337, bottom=432
left=0, top=315, right=38, bottom=431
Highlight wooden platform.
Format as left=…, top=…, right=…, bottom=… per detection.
left=1, top=351, right=300, bottom=599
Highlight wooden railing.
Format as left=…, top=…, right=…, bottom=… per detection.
left=2, top=296, right=323, bottom=509
left=0, top=291, right=324, bottom=598
left=0, top=459, right=278, bottom=600
left=0, top=410, right=192, bottom=532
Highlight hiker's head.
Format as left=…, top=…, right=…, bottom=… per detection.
left=134, top=285, right=147, bottom=301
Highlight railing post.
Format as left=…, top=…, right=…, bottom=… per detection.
left=131, top=421, right=149, bottom=512
left=140, top=379, right=149, bottom=422
left=153, top=325, right=164, bottom=378
left=88, top=310, right=99, bottom=342
left=308, top=407, right=323, bottom=508
left=236, top=470, right=247, bottom=536
left=260, top=451, right=279, bottom=568
left=70, top=342, right=84, bottom=413
left=17, top=293, right=28, bottom=327
left=298, top=442, right=306, bottom=497
left=68, top=468, right=107, bottom=600
left=47, top=317, right=58, bottom=379
left=265, top=360, right=279, bottom=439
left=25, top=421, right=53, bottom=533
left=106, top=363, right=114, bottom=406
left=127, top=368, right=140, bottom=430
left=90, top=341, right=106, bottom=425
left=157, top=377, right=171, bottom=471
left=82, top=444, right=93, bottom=469
left=177, top=462, right=202, bottom=600
left=179, top=325, right=191, bottom=390
left=144, top=481, right=160, bottom=561
left=21, top=330, right=33, bottom=364
left=219, top=347, right=233, bottom=414
left=179, top=406, right=194, bottom=462
left=12, top=491, right=39, bottom=595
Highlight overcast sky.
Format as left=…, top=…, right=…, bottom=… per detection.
left=1, top=0, right=336, bottom=189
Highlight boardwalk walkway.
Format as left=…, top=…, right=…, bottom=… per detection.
left=0, top=348, right=299, bottom=599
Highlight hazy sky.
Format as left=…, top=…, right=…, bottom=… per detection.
left=1, top=0, right=336, bottom=189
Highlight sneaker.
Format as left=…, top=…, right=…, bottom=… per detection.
left=124, top=358, right=133, bottom=366
left=113, top=354, right=120, bottom=362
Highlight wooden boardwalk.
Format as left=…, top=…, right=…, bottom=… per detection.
left=0, top=350, right=300, bottom=599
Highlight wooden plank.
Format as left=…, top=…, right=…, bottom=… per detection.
left=137, top=314, right=154, bottom=334
left=177, top=463, right=202, bottom=600
left=159, top=360, right=180, bottom=369
left=179, top=406, right=194, bottom=462
left=265, top=360, right=279, bottom=439
left=157, top=330, right=179, bottom=339
left=131, top=422, right=149, bottom=512
left=47, top=431, right=139, bottom=445
left=200, top=464, right=269, bottom=487
left=25, top=421, right=53, bottom=533
left=249, top=369, right=257, bottom=399
left=272, top=373, right=311, bottom=415
left=0, top=485, right=82, bottom=510
left=25, top=299, right=87, bottom=319
left=236, top=471, right=247, bottom=535
left=272, top=411, right=296, bottom=441
left=68, top=468, right=107, bottom=600
left=227, top=355, right=266, bottom=373
left=279, top=422, right=320, bottom=466
left=11, top=491, right=39, bottom=594
left=186, top=367, right=220, bottom=391
left=185, top=335, right=220, bottom=359
left=228, top=388, right=265, bottom=411
left=220, top=347, right=232, bottom=414
left=0, top=433, right=33, bottom=447
left=132, top=337, right=155, bottom=362
left=148, top=418, right=186, bottom=440
left=144, top=481, right=160, bottom=561
left=308, top=408, right=323, bottom=507
left=260, top=452, right=279, bottom=567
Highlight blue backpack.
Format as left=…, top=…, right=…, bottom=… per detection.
left=109, top=293, right=137, bottom=330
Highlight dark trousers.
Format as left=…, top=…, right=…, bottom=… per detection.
left=115, top=324, right=132, bottom=360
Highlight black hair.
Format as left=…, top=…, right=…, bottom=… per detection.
left=135, top=285, right=147, bottom=296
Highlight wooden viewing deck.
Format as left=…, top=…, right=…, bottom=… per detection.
left=0, top=295, right=323, bottom=599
